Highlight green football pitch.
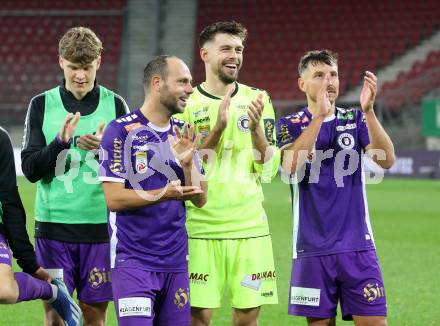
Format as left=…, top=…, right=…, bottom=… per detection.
left=1, top=177, right=439, bottom=325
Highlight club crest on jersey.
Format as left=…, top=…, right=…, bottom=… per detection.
left=238, top=115, right=250, bottom=132
left=198, top=125, right=211, bottom=140
left=337, top=133, right=355, bottom=150
left=135, top=151, right=148, bottom=174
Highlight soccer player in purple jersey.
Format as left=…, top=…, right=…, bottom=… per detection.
left=276, top=50, right=395, bottom=326
left=99, top=55, right=207, bottom=326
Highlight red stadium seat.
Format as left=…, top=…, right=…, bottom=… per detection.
left=0, top=5, right=125, bottom=118
left=194, top=0, right=440, bottom=102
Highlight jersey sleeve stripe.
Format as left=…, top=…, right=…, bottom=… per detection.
left=98, top=176, right=125, bottom=183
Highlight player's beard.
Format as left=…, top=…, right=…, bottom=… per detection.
left=160, top=84, right=182, bottom=116
left=217, top=62, right=240, bottom=85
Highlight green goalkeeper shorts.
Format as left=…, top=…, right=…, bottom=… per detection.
left=188, top=236, right=278, bottom=309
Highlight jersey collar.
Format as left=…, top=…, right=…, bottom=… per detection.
left=304, top=106, right=335, bottom=122
left=197, top=82, right=239, bottom=100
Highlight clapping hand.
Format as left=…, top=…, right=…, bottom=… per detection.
left=168, top=123, right=200, bottom=168
left=360, top=71, right=377, bottom=113
left=77, top=122, right=105, bottom=151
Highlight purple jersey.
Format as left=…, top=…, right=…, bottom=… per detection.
left=99, top=110, right=196, bottom=272
left=276, top=107, right=375, bottom=258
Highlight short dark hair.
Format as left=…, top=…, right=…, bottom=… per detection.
left=143, top=55, right=173, bottom=89
left=298, top=50, right=338, bottom=75
left=59, top=26, right=103, bottom=65
left=199, top=21, right=248, bottom=47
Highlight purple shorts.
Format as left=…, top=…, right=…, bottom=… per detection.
left=112, top=267, right=190, bottom=326
left=289, top=250, right=387, bottom=321
left=0, top=233, right=12, bottom=266
left=35, top=238, right=112, bottom=303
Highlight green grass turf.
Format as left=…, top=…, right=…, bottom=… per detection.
left=0, top=177, right=439, bottom=325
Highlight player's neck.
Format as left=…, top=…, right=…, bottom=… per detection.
left=140, top=100, right=170, bottom=128
left=307, top=102, right=336, bottom=117
left=65, top=85, right=92, bottom=101
left=203, top=76, right=235, bottom=97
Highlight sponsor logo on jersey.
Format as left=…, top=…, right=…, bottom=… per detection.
left=290, top=286, right=320, bottom=306
left=241, top=270, right=276, bottom=291
left=363, top=283, right=385, bottom=303
left=189, top=272, right=209, bottom=284
left=124, top=122, right=143, bottom=132
left=89, top=267, right=112, bottom=289
left=237, top=104, right=249, bottom=111
left=261, top=291, right=274, bottom=297
left=173, top=288, right=189, bottom=309
left=118, top=297, right=151, bottom=317
left=193, top=106, right=209, bottom=118
left=132, top=135, right=149, bottom=141
left=336, top=123, right=356, bottom=131
left=133, top=144, right=148, bottom=151
left=264, top=118, right=275, bottom=145
left=337, top=133, right=355, bottom=150
left=194, top=116, right=210, bottom=125
left=135, top=151, right=148, bottom=174
left=251, top=270, right=276, bottom=281
left=237, top=115, right=250, bottom=132
left=279, top=124, right=293, bottom=144
left=337, top=111, right=354, bottom=120
left=110, top=138, right=124, bottom=173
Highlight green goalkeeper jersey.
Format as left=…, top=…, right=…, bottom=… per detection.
left=175, top=82, right=280, bottom=239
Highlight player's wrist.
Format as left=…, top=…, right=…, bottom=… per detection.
left=362, top=106, right=375, bottom=115
left=56, top=133, right=72, bottom=146
left=180, top=159, right=193, bottom=169
left=312, top=114, right=326, bottom=123
left=249, top=123, right=262, bottom=133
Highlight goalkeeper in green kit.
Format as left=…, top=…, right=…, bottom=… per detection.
left=174, top=21, right=280, bottom=326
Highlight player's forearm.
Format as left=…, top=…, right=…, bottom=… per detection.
left=189, top=180, right=207, bottom=208
left=199, top=124, right=224, bottom=153
left=103, top=187, right=169, bottom=212
left=21, top=137, right=70, bottom=183
left=282, top=116, right=324, bottom=173
left=364, top=110, right=395, bottom=169
left=182, top=164, right=207, bottom=207
left=250, top=126, right=272, bottom=164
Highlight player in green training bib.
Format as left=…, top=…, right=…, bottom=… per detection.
left=174, top=21, right=280, bottom=325
left=21, top=27, right=129, bottom=325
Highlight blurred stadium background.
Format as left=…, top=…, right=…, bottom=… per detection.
left=0, top=0, right=439, bottom=325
